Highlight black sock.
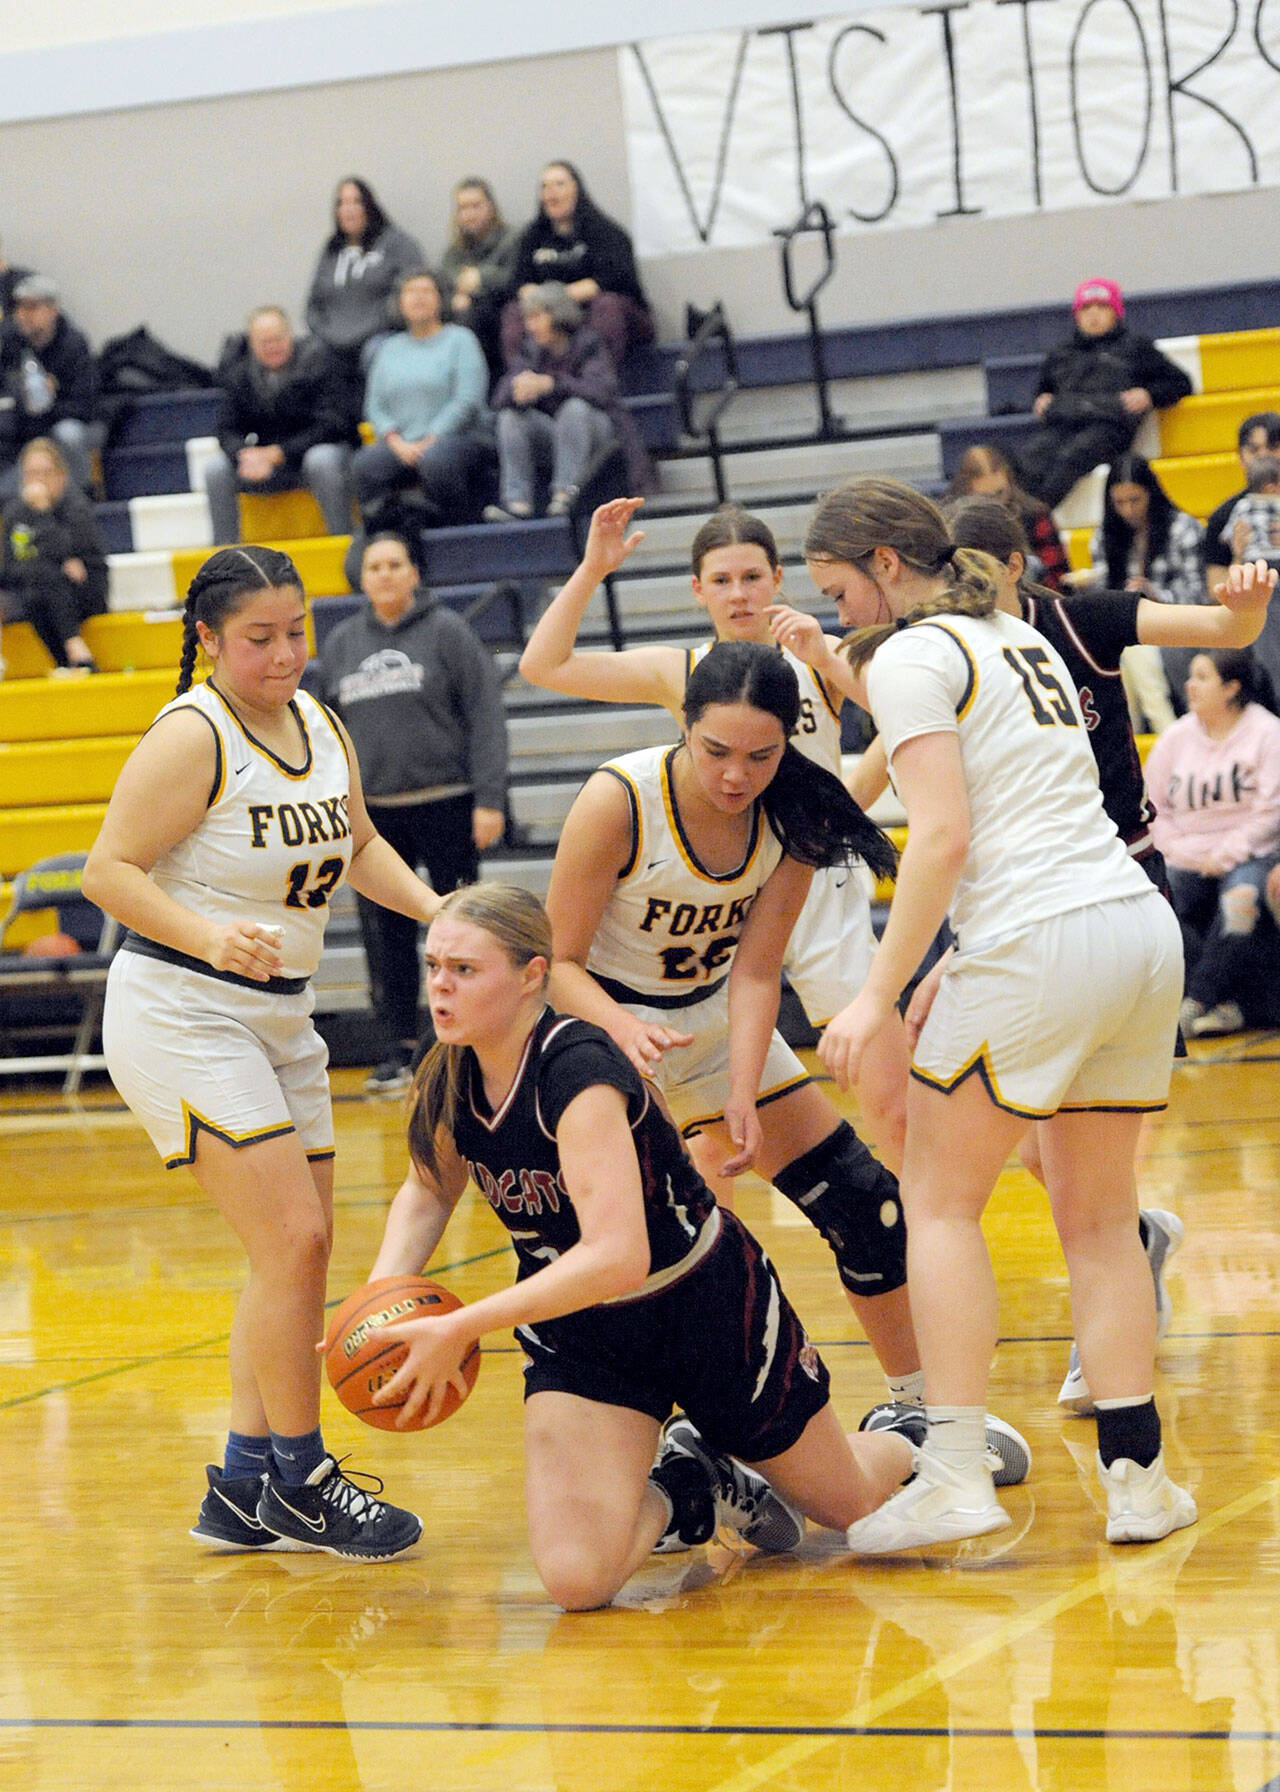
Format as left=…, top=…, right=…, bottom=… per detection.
left=1096, top=1398, right=1161, bottom=1469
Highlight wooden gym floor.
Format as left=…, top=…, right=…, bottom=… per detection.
left=1, top=1029, right=1279, bottom=1792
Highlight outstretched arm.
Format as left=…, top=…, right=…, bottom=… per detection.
left=1135, top=557, right=1277, bottom=650
left=518, top=498, right=686, bottom=709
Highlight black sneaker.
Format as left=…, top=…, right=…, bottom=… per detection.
left=190, top=1464, right=290, bottom=1551
left=256, top=1456, right=422, bottom=1560
left=658, top=1416, right=804, bottom=1553
left=364, top=1054, right=412, bottom=1096
left=858, top=1402, right=1032, bottom=1488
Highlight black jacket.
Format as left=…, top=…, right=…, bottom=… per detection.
left=0, top=314, right=98, bottom=444
left=214, top=335, right=354, bottom=461
left=1035, top=324, right=1192, bottom=426
left=512, top=210, right=648, bottom=309
left=1, top=483, right=108, bottom=614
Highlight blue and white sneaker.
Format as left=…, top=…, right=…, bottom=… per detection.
left=190, top=1465, right=296, bottom=1552
left=256, top=1456, right=422, bottom=1561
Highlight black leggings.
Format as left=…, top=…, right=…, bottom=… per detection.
left=357, top=793, right=478, bottom=1050
left=12, top=568, right=93, bottom=666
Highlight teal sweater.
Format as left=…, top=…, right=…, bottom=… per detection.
left=364, top=325, right=488, bottom=440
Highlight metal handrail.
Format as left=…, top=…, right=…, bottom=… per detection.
left=774, top=201, right=841, bottom=438
left=672, top=302, right=740, bottom=504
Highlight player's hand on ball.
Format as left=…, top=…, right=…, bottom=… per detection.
left=373, top=1312, right=475, bottom=1430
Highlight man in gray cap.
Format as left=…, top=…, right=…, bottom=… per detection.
left=0, top=275, right=99, bottom=497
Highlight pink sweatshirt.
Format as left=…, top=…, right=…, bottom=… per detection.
left=1145, top=702, right=1280, bottom=874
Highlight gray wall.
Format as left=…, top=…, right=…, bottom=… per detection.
left=2, top=42, right=1278, bottom=364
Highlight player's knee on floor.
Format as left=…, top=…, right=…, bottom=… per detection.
left=1220, top=883, right=1260, bottom=934
left=772, top=1121, right=907, bottom=1294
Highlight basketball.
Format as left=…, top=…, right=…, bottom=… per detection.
left=22, top=932, right=82, bottom=957
left=324, top=1275, right=480, bottom=1432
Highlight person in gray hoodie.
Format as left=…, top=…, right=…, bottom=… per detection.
left=316, top=530, right=508, bottom=1092
left=305, top=177, right=424, bottom=429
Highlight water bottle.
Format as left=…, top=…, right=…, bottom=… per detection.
left=20, top=351, right=53, bottom=416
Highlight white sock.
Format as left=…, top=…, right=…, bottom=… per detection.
left=888, top=1369, right=925, bottom=1406
left=923, top=1405, right=987, bottom=1473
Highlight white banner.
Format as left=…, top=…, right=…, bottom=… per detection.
left=620, top=1, right=1280, bottom=255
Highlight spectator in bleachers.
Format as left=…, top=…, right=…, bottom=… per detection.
left=315, top=530, right=508, bottom=1094
left=1203, top=411, right=1280, bottom=594
left=1145, top=648, right=1280, bottom=1037
left=440, top=178, right=519, bottom=382
left=1087, top=453, right=1205, bottom=731
left=502, top=162, right=653, bottom=373
left=352, top=269, right=492, bottom=532
left=0, top=240, right=34, bottom=326
left=484, top=283, right=625, bottom=522
left=1015, top=278, right=1192, bottom=510
left=1224, top=455, right=1280, bottom=571
left=0, top=276, right=99, bottom=499
left=305, top=177, right=424, bottom=429
left=945, top=443, right=1067, bottom=590
left=203, top=306, right=354, bottom=545
left=0, top=436, right=106, bottom=673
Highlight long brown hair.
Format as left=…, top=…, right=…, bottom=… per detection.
left=407, top=884, right=551, bottom=1178
left=805, top=477, right=1003, bottom=673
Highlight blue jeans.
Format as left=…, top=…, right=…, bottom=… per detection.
left=203, top=443, right=353, bottom=544
left=496, top=398, right=615, bottom=513
left=352, top=431, right=493, bottom=528
left=1165, top=855, right=1280, bottom=1009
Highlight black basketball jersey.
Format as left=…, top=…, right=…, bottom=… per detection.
left=1021, top=587, right=1150, bottom=842
left=450, top=1008, right=715, bottom=1284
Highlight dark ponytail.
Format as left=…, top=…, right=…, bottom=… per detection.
left=682, top=642, right=897, bottom=879
left=176, top=546, right=304, bottom=695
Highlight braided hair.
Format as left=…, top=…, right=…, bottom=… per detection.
left=176, top=546, right=304, bottom=695
left=682, top=642, right=896, bottom=879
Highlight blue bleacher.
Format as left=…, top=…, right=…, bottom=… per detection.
left=92, top=276, right=1280, bottom=551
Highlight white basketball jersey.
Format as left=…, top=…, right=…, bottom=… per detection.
left=688, top=640, right=843, bottom=777
left=867, top=610, right=1149, bottom=949
left=587, top=744, right=784, bottom=1001
left=147, top=682, right=353, bottom=978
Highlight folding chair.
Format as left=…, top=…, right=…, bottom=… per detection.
left=0, top=852, right=121, bottom=1095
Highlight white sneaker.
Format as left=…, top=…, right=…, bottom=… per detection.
left=1097, top=1451, right=1197, bottom=1543
left=1143, top=1207, right=1184, bottom=1338
left=845, top=1448, right=1010, bottom=1554
left=1188, top=1000, right=1245, bottom=1037
left=1057, top=1344, right=1096, bottom=1415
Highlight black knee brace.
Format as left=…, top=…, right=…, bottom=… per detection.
left=772, top=1121, right=907, bottom=1295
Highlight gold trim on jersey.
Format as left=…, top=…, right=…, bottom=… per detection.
left=911, top=1047, right=1168, bottom=1118
left=659, top=746, right=765, bottom=885
left=310, top=696, right=352, bottom=768
left=678, top=1069, right=811, bottom=1137
left=807, top=661, right=842, bottom=723
left=163, top=1099, right=299, bottom=1168
left=207, top=682, right=315, bottom=781
left=908, top=620, right=979, bottom=721
left=600, top=765, right=643, bottom=880
left=909, top=1047, right=1052, bottom=1119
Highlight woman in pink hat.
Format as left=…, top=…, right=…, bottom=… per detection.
left=1015, top=278, right=1192, bottom=509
